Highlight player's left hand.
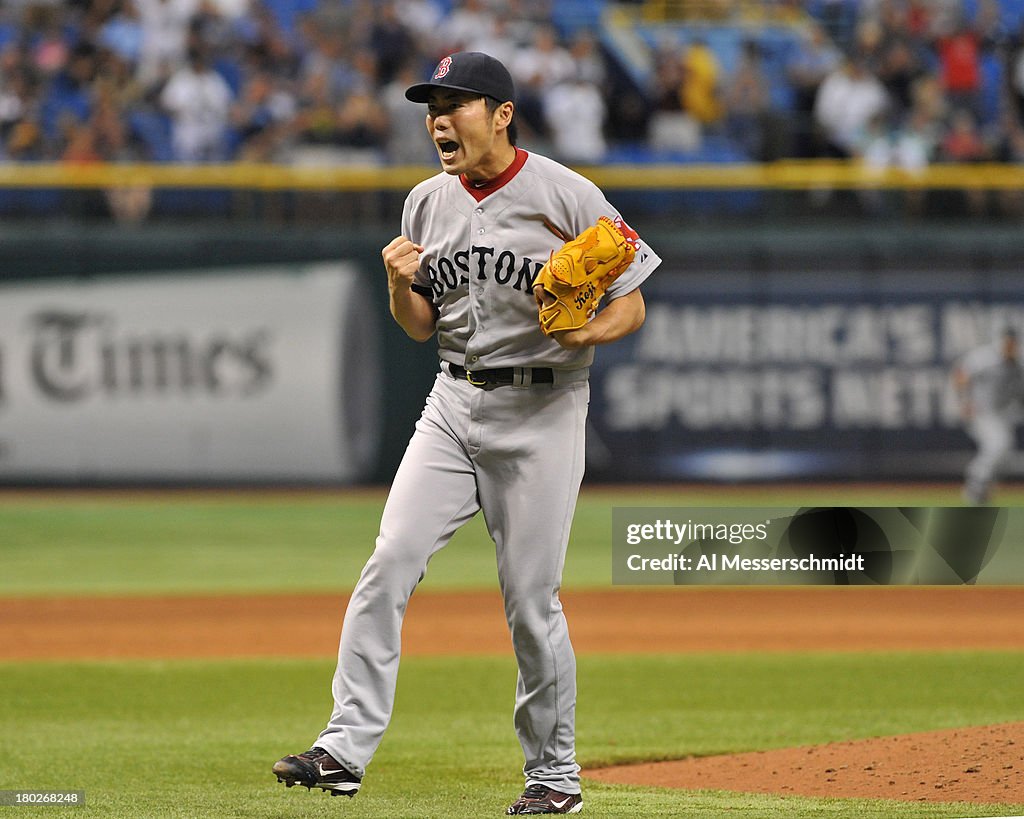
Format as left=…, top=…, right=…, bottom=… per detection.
left=534, top=284, right=592, bottom=348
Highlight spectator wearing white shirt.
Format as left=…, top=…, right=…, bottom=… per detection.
left=439, top=0, right=497, bottom=54
left=813, top=54, right=889, bottom=157
left=136, top=0, right=200, bottom=86
left=160, top=45, right=234, bottom=160
left=465, top=13, right=521, bottom=72
left=206, top=0, right=251, bottom=20
left=786, top=21, right=841, bottom=156
left=542, top=68, right=607, bottom=164
left=510, top=23, right=575, bottom=137
left=566, top=29, right=606, bottom=87
left=381, top=59, right=434, bottom=164
left=394, top=0, right=443, bottom=56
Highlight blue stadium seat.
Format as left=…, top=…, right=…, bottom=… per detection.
left=214, top=57, right=243, bottom=98
left=40, top=80, right=92, bottom=140
left=128, top=110, right=174, bottom=162
left=551, top=0, right=603, bottom=37
left=261, top=0, right=318, bottom=34
left=1000, top=0, right=1024, bottom=30
left=979, top=51, right=1004, bottom=126
left=0, top=23, right=17, bottom=49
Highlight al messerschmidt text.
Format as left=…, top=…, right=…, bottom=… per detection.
left=626, top=552, right=867, bottom=573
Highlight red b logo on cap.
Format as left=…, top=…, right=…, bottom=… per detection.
left=433, top=56, right=452, bottom=80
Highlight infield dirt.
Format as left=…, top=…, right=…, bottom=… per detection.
left=586, top=721, right=1024, bottom=804
left=3, top=587, right=1023, bottom=659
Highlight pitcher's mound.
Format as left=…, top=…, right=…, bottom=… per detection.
left=587, top=722, right=1024, bottom=804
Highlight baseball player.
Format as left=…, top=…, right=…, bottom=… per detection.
left=272, top=51, right=660, bottom=815
left=954, top=328, right=1024, bottom=505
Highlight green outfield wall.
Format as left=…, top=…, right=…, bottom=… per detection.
left=0, top=221, right=1021, bottom=484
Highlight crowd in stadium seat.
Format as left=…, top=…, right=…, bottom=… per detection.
left=2, top=0, right=1024, bottom=171
left=646, top=0, right=1024, bottom=167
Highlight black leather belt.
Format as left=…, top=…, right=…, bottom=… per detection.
left=448, top=363, right=554, bottom=388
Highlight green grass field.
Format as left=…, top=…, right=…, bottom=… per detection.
left=1, top=653, right=1022, bottom=818
left=2, top=485, right=1023, bottom=818
left=2, top=483, right=1018, bottom=596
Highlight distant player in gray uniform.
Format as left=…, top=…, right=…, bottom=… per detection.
left=272, top=51, right=660, bottom=815
left=954, top=328, right=1024, bottom=505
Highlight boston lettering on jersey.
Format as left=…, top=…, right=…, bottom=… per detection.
left=423, top=245, right=544, bottom=299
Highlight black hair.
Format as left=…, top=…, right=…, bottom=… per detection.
left=484, top=96, right=517, bottom=147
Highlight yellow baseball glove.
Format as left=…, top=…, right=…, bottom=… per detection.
left=535, top=215, right=639, bottom=335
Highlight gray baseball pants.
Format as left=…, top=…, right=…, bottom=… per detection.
left=316, top=368, right=589, bottom=795
left=965, top=413, right=1015, bottom=501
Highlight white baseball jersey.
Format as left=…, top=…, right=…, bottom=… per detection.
left=960, top=342, right=1024, bottom=420
left=403, top=148, right=661, bottom=370
left=960, top=341, right=1024, bottom=503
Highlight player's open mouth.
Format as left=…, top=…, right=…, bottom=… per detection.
left=438, top=140, right=459, bottom=160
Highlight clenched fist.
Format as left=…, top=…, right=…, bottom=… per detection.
left=382, top=236, right=424, bottom=294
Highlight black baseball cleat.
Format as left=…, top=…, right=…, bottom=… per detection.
left=272, top=747, right=361, bottom=797
left=506, top=784, right=583, bottom=814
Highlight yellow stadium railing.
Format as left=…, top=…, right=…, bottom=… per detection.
left=638, top=0, right=806, bottom=24
left=0, top=161, right=1021, bottom=190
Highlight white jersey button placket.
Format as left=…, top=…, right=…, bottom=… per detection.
left=466, top=204, right=486, bottom=365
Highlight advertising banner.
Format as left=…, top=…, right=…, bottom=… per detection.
left=588, top=270, right=1024, bottom=481
left=0, top=263, right=379, bottom=482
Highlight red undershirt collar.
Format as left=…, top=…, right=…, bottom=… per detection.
left=460, top=147, right=529, bottom=202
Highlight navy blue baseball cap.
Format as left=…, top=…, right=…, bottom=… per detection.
left=405, top=52, right=515, bottom=104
